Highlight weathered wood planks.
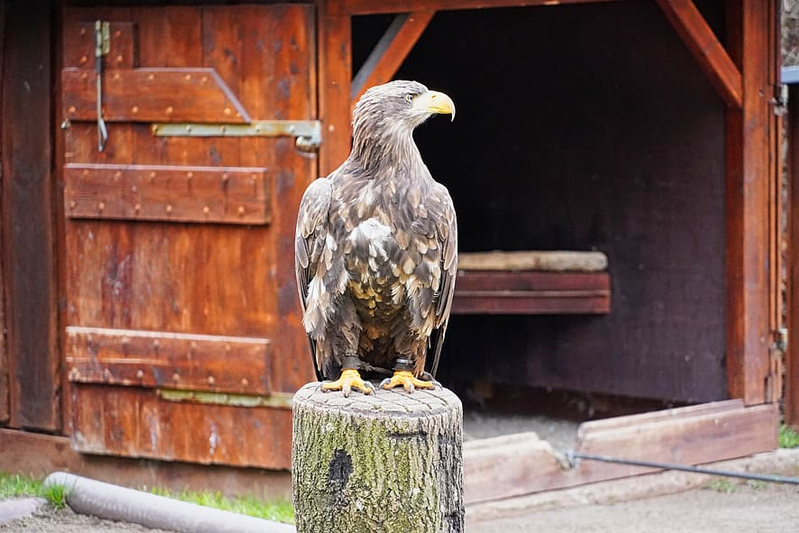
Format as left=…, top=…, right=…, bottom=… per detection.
left=64, top=164, right=271, bottom=224
left=65, top=326, right=272, bottom=395
left=1, top=0, right=60, bottom=431
left=62, top=68, right=251, bottom=123
left=452, top=271, right=611, bottom=314
left=463, top=400, right=779, bottom=504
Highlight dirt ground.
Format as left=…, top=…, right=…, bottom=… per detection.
left=3, top=479, right=798, bottom=532
left=470, top=480, right=799, bottom=533
left=0, top=505, right=176, bottom=533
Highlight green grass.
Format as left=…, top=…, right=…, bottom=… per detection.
left=703, top=478, right=739, bottom=493
left=779, top=424, right=799, bottom=448
left=0, top=472, right=67, bottom=509
left=150, top=487, right=294, bottom=524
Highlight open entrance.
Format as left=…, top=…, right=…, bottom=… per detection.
left=354, top=0, right=728, bottom=451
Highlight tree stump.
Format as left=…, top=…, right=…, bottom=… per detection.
left=292, top=382, right=464, bottom=533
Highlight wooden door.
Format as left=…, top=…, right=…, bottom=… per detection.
left=60, top=4, right=316, bottom=469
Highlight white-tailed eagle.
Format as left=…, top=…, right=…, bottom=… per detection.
left=295, top=80, right=457, bottom=395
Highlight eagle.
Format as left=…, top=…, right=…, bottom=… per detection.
left=294, top=80, right=458, bottom=396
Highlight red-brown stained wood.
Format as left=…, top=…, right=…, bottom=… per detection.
left=350, top=11, right=435, bottom=108
left=0, top=0, right=7, bottom=425
left=65, top=327, right=272, bottom=395
left=463, top=402, right=779, bottom=504
left=62, top=67, right=251, bottom=123
left=63, top=22, right=138, bottom=71
left=452, top=271, right=610, bottom=314
left=725, top=0, right=774, bottom=404
left=331, top=0, right=632, bottom=15
left=61, top=4, right=317, bottom=468
left=2, top=0, right=60, bottom=431
left=788, top=83, right=799, bottom=430
left=655, top=0, right=742, bottom=109
left=0, top=428, right=292, bottom=497
left=64, top=164, right=271, bottom=225
left=319, top=11, right=352, bottom=176
left=70, top=385, right=292, bottom=469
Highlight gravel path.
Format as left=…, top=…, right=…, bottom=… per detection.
left=470, top=479, right=799, bottom=533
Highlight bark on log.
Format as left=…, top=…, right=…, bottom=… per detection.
left=292, top=382, right=464, bottom=533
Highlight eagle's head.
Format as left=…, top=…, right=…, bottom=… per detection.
left=353, top=80, right=455, bottom=137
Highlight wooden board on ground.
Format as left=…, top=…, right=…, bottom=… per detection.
left=0, top=428, right=291, bottom=499
left=463, top=400, right=779, bottom=504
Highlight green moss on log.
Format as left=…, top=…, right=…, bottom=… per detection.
left=292, top=384, right=464, bottom=533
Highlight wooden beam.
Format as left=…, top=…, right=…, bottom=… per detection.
left=0, top=0, right=8, bottom=425
left=318, top=10, right=352, bottom=176
left=656, top=0, right=742, bottom=108
left=1, top=0, right=60, bottom=430
left=0, top=428, right=291, bottom=499
left=350, top=11, right=434, bottom=108
left=330, top=0, right=631, bottom=16
left=788, top=83, right=799, bottom=430
left=724, top=0, right=775, bottom=404
left=463, top=401, right=778, bottom=504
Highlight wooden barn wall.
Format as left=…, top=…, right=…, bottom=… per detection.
left=381, top=1, right=728, bottom=402
left=0, top=0, right=60, bottom=430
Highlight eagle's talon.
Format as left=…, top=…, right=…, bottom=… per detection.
left=420, top=372, right=442, bottom=388
left=381, top=370, right=436, bottom=393
left=321, top=369, right=373, bottom=396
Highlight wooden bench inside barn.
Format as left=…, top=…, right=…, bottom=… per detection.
left=452, top=251, right=611, bottom=315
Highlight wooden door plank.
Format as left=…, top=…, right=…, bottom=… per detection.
left=70, top=385, right=292, bottom=469
left=64, top=164, right=271, bottom=225
left=351, top=11, right=435, bottom=105
left=655, top=0, right=742, bottom=109
left=0, top=428, right=291, bottom=497
left=724, top=0, right=774, bottom=404
left=330, top=0, right=633, bottom=16
left=65, top=326, right=272, bottom=395
left=319, top=12, right=352, bottom=175
left=63, top=22, right=138, bottom=71
left=463, top=402, right=778, bottom=504
left=2, top=0, right=59, bottom=430
left=788, top=83, right=799, bottom=429
left=62, top=67, right=251, bottom=123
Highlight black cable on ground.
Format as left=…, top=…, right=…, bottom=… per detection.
left=567, top=451, right=799, bottom=485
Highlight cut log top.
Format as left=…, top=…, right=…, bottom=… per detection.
left=458, top=250, right=608, bottom=272
left=292, top=382, right=462, bottom=418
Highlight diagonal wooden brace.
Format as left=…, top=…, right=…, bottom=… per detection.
left=350, top=10, right=435, bottom=109
left=656, top=0, right=742, bottom=109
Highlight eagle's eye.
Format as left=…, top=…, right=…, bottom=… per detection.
left=404, top=93, right=415, bottom=103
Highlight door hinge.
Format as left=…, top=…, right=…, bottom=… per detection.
left=151, top=120, right=322, bottom=153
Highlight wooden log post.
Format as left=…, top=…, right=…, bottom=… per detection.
left=292, top=383, right=464, bottom=532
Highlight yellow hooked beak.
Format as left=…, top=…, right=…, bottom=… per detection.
left=412, top=90, right=456, bottom=121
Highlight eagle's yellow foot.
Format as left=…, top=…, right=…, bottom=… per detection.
left=380, top=370, right=435, bottom=393
left=321, top=369, right=375, bottom=397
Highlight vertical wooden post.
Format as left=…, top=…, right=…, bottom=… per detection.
left=318, top=2, right=352, bottom=177
left=1, top=0, right=60, bottom=430
left=788, top=83, right=799, bottom=429
left=0, top=0, right=8, bottom=425
left=724, top=0, right=775, bottom=405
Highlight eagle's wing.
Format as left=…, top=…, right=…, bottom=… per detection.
left=424, top=183, right=458, bottom=377
left=294, top=177, right=333, bottom=381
